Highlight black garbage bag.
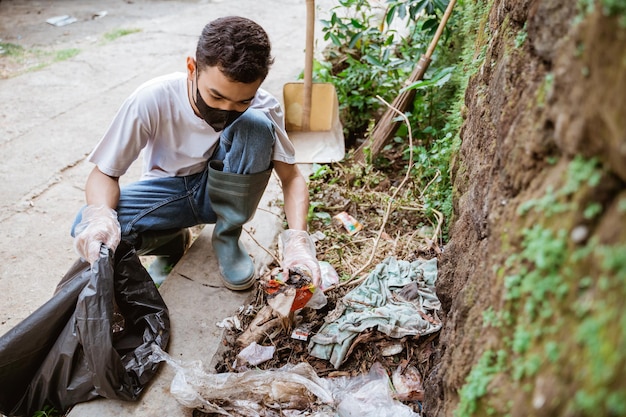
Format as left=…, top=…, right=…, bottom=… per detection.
left=0, top=241, right=170, bottom=416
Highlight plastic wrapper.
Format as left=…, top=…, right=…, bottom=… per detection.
left=334, top=363, right=419, bottom=417
left=233, top=342, right=276, bottom=369
left=319, top=261, right=340, bottom=290
left=152, top=346, right=420, bottom=417
left=332, top=212, right=363, bottom=235
left=261, top=266, right=326, bottom=312
left=0, top=242, right=170, bottom=417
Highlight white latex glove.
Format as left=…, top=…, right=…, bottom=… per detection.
left=280, top=229, right=322, bottom=288
left=74, top=205, right=121, bottom=264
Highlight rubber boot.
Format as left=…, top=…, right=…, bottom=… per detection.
left=207, top=160, right=272, bottom=290
left=136, top=228, right=192, bottom=285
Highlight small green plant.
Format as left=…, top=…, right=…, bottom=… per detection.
left=103, top=28, right=142, bottom=42
left=307, top=201, right=332, bottom=224
left=577, top=0, right=626, bottom=26
left=514, top=24, right=527, bottom=48
left=309, top=163, right=333, bottom=180
left=518, top=156, right=603, bottom=216
left=482, top=306, right=501, bottom=328
left=0, top=42, right=25, bottom=57
left=55, top=48, right=80, bottom=61
left=32, top=405, right=59, bottom=417
left=455, top=349, right=507, bottom=417
left=601, top=0, right=626, bottom=26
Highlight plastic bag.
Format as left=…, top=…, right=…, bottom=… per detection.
left=0, top=241, right=170, bottom=417
left=334, top=362, right=419, bottom=417
left=152, top=345, right=334, bottom=414
left=152, top=347, right=420, bottom=417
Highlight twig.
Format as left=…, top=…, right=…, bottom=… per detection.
left=397, top=205, right=444, bottom=243
left=256, top=206, right=284, bottom=220
left=336, top=95, right=416, bottom=289
left=419, top=169, right=441, bottom=199
left=243, top=226, right=281, bottom=265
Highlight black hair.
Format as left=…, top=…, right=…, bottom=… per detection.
left=195, top=16, right=274, bottom=83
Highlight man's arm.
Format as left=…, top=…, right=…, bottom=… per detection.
left=273, top=161, right=322, bottom=287
left=85, top=166, right=121, bottom=209
left=273, top=161, right=309, bottom=230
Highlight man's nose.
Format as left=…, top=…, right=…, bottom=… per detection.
left=218, top=101, right=241, bottom=112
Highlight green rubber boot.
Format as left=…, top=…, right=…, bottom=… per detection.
left=136, top=228, right=192, bottom=285
left=208, top=160, right=272, bottom=290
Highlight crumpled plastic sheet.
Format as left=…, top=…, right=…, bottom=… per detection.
left=151, top=345, right=419, bottom=417
left=308, top=257, right=441, bottom=368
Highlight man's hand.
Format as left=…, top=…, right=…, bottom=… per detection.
left=74, top=205, right=121, bottom=264
left=280, top=229, right=321, bottom=287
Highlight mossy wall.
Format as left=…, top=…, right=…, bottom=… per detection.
left=425, top=1, right=626, bottom=416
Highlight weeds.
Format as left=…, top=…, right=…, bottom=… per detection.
left=313, top=0, right=463, bottom=240
left=32, top=406, right=59, bottom=417
left=514, top=23, right=527, bottom=48
left=1, top=27, right=141, bottom=79
left=317, top=0, right=454, bottom=144
left=0, top=42, right=81, bottom=78
left=102, top=28, right=142, bottom=42
left=454, top=349, right=507, bottom=417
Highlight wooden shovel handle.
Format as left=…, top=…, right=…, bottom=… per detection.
left=303, top=0, right=315, bottom=131
left=426, top=0, right=456, bottom=59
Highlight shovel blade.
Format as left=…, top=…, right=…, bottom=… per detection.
left=283, top=82, right=345, bottom=163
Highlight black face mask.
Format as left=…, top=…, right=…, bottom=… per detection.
left=194, top=71, right=245, bottom=132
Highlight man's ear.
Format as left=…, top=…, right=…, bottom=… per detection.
left=186, top=56, right=197, bottom=81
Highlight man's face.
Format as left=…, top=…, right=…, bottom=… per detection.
left=190, top=61, right=262, bottom=114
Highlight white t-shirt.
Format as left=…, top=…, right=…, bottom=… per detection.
left=89, top=72, right=296, bottom=180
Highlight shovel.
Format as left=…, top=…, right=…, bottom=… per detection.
left=283, top=0, right=345, bottom=163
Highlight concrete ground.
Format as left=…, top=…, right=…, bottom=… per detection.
left=0, top=0, right=333, bottom=415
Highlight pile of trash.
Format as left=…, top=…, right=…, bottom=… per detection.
left=161, top=256, right=442, bottom=416
left=0, top=235, right=441, bottom=416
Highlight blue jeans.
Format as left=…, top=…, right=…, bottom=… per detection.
left=71, top=109, right=275, bottom=245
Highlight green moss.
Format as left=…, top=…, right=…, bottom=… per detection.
left=482, top=306, right=501, bottom=328
left=457, top=149, right=624, bottom=415
left=455, top=350, right=506, bottom=417
left=0, top=42, right=82, bottom=78
left=514, top=23, right=527, bottom=48
left=518, top=156, right=603, bottom=217
left=535, top=72, right=554, bottom=108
